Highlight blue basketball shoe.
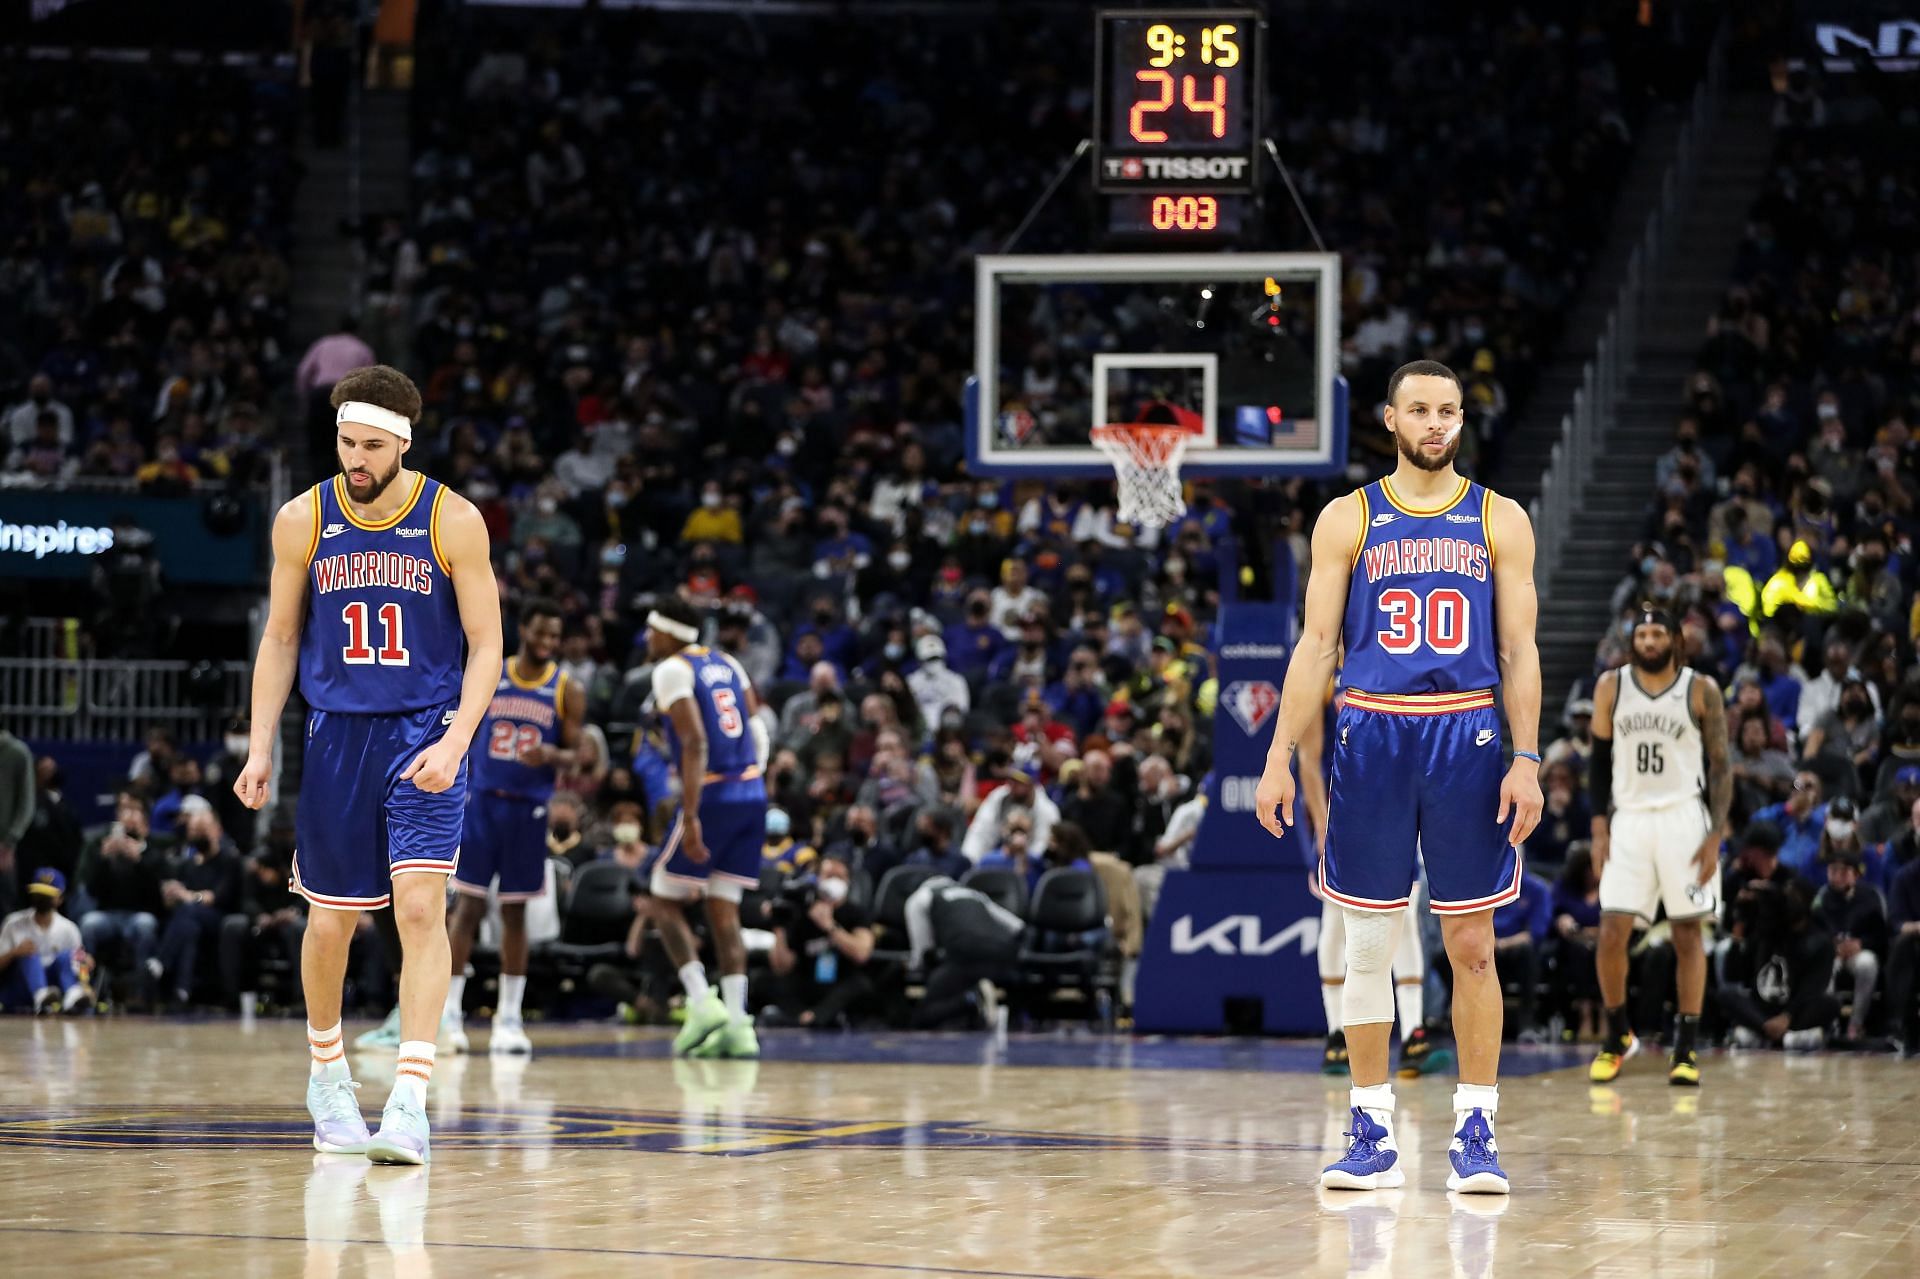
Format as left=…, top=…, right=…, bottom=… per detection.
left=1321, top=1106, right=1405, bottom=1190
left=367, top=1098, right=431, bottom=1166
left=1446, top=1108, right=1509, bottom=1194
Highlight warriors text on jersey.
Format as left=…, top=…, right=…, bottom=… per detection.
left=472, top=660, right=568, bottom=800
left=1608, top=668, right=1705, bottom=812
left=1340, top=476, right=1500, bottom=696
left=298, top=473, right=465, bottom=713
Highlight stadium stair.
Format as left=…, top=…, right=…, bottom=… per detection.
left=1503, top=92, right=1775, bottom=713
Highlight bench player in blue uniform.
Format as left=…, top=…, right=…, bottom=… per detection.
left=1256, top=360, right=1543, bottom=1194
left=235, top=365, right=502, bottom=1166
left=640, top=595, right=769, bottom=1059
left=441, top=597, right=584, bottom=1057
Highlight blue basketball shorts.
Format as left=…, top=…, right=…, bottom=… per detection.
left=294, top=702, right=468, bottom=911
left=453, top=790, right=551, bottom=902
left=652, top=781, right=767, bottom=903
left=1320, top=689, right=1520, bottom=916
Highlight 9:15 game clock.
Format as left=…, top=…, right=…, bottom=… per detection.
left=1094, top=9, right=1262, bottom=195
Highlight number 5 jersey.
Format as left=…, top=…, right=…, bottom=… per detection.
left=299, top=474, right=466, bottom=713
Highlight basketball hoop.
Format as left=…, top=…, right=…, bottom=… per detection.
left=1091, top=422, right=1200, bottom=528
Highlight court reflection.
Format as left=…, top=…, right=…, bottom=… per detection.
left=303, top=1155, right=432, bottom=1279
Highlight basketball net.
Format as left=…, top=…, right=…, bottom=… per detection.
left=1091, top=423, right=1197, bottom=528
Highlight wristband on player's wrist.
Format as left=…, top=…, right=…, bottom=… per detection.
left=1511, top=750, right=1542, bottom=764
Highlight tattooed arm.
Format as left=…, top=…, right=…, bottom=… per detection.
left=1693, top=673, right=1732, bottom=886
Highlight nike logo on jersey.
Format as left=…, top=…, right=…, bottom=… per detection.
left=320, top=523, right=348, bottom=539
left=442, top=710, right=458, bottom=725
left=395, top=526, right=430, bottom=538
left=1371, top=513, right=1398, bottom=526
left=1475, top=729, right=1495, bottom=746
left=1341, top=723, right=1350, bottom=747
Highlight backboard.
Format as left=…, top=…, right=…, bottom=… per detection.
left=966, top=252, right=1345, bottom=478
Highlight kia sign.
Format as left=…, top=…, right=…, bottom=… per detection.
left=1135, top=868, right=1322, bottom=1033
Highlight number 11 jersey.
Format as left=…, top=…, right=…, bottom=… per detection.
left=1339, top=476, right=1500, bottom=695
left=299, top=473, right=466, bottom=713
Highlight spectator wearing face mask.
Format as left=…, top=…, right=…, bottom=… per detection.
left=680, top=482, right=743, bottom=544
left=944, top=594, right=1009, bottom=680
left=975, top=808, right=1045, bottom=895
left=1801, top=676, right=1879, bottom=793
left=154, top=800, right=240, bottom=1007
left=1761, top=540, right=1837, bottom=619
left=759, top=807, right=819, bottom=878
left=989, top=559, right=1048, bottom=640
left=760, top=853, right=876, bottom=1029
left=1813, top=840, right=1888, bottom=1045
left=907, top=635, right=970, bottom=732
left=1753, top=773, right=1830, bottom=886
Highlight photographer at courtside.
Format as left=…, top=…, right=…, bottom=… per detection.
left=755, top=852, right=876, bottom=1027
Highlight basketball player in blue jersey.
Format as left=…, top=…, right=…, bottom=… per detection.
left=441, top=597, right=585, bottom=1057
left=234, top=365, right=503, bottom=1166
left=1256, top=360, right=1543, bottom=1195
left=639, top=595, right=770, bottom=1059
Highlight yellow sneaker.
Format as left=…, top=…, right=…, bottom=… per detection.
left=1668, top=1048, right=1700, bottom=1087
left=1588, top=1033, right=1638, bottom=1083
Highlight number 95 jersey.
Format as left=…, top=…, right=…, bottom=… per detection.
left=298, top=474, right=466, bottom=713
left=1340, top=477, right=1500, bottom=695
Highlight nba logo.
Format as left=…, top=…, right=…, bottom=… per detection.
left=1222, top=680, right=1280, bottom=737
left=998, top=407, right=1036, bottom=445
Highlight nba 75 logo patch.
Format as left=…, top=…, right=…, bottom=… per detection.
left=1222, top=680, right=1280, bottom=737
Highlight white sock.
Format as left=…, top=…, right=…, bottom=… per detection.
left=308, top=1022, right=350, bottom=1081
left=679, top=962, right=710, bottom=1003
left=720, top=973, right=748, bottom=1018
left=444, top=974, right=466, bottom=1022
left=392, top=1041, right=435, bottom=1109
left=498, top=973, right=526, bottom=1023
left=1454, top=1082, right=1499, bottom=1124
left=1350, top=1082, right=1395, bottom=1128
left=1321, top=982, right=1343, bottom=1033
left=1396, top=981, right=1423, bottom=1040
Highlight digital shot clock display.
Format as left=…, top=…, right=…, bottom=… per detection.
left=1094, top=9, right=1262, bottom=195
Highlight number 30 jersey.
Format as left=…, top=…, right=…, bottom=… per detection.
left=1339, top=476, right=1500, bottom=695
left=298, top=474, right=466, bottom=713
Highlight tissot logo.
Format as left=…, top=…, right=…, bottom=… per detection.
left=1102, top=155, right=1251, bottom=183
left=1221, top=680, right=1280, bottom=736
left=1171, top=914, right=1317, bottom=956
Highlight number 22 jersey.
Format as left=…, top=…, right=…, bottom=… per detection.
left=1339, top=476, right=1500, bottom=695
left=298, top=473, right=466, bottom=713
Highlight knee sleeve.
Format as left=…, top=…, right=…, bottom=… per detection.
left=1318, top=900, right=1346, bottom=981
left=1341, top=906, right=1401, bottom=1025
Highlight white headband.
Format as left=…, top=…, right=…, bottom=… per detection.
left=646, top=611, right=700, bottom=643
left=336, top=400, right=413, bottom=442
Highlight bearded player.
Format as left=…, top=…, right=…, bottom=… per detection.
left=235, top=365, right=502, bottom=1165
left=1255, top=360, right=1543, bottom=1194
left=1586, top=606, right=1729, bottom=1087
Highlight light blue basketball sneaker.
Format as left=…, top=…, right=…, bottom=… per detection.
left=354, top=1007, right=402, bottom=1051
left=1321, top=1107, right=1405, bottom=1190
left=307, top=1077, right=371, bottom=1155
left=1446, top=1108, right=1510, bottom=1194
left=367, top=1099, right=431, bottom=1166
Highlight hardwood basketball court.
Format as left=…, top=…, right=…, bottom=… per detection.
left=2, top=1020, right=1916, bottom=1277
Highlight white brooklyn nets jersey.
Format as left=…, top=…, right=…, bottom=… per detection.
left=1610, top=668, right=1705, bottom=812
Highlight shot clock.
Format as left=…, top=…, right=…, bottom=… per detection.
left=1094, top=9, right=1262, bottom=195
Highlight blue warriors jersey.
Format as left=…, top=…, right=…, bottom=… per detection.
left=472, top=659, right=567, bottom=800
left=661, top=646, right=762, bottom=795
left=298, top=473, right=465, bottom=713
left=1339, top=476, right=1500, bottom=696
